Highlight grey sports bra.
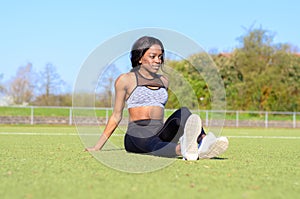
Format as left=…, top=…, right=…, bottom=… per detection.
left=126, top=71, right=168, bottom=108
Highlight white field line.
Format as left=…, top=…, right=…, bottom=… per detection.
left=0, top=132, right=124, bottom=136
left=227, top=135, right=300, bottom=139
left=0, top=132, right=300, bottom=139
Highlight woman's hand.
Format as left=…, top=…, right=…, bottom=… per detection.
left=84, top=146, right=99, bottom=152
left=84, top=134, right=109, bottom=152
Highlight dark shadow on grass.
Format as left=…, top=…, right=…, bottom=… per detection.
left=210, top=157, right=228, bottom=160
left=175, top=156, right=228, bottom=160
left=96, top=150, right=229, bottom=161
left=101, top=148, right=125, bottom=151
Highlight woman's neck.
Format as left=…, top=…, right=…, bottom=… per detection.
left=138, top=67, right=156, bottom=79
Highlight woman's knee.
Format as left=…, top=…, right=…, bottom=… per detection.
left=179, top=107, right=192, bottom=120
left=180, top=107, right=192, bottom=115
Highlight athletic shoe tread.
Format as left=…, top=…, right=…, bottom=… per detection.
left=180, top=114, right=202, bottom=160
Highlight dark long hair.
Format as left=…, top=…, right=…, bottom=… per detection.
left=130, top=36, right=165, bottom=71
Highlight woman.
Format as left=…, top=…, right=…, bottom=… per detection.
left=85, top=36, right=228, bottom=160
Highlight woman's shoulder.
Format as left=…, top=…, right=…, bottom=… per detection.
left=117, top=71, right=135, bottom=81
left=115, top=72, right=136, bottom=87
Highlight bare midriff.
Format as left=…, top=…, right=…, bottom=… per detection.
left=128, top=106, right=164, bottom=122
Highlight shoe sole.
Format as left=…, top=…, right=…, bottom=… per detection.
left=199, top=137, right=229, bottom=159
left=182, top=114, right=202, bottom=160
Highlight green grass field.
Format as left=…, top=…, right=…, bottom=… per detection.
left=0, top=125, right=299, bottom=199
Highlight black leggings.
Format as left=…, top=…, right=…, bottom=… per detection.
left=124, top=107, right=205, bottom=157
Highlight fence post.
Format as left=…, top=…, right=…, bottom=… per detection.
left=236, top=111, right=239, bottom=128
left=30, top=106, right=34, bottom=125
left=106, top=108, right=108, bottom=124
left=265, top=111, right=268, bottom=128
left=69, top=108, right=72, bottom=125
left=293, top=112, right=296, bottom=128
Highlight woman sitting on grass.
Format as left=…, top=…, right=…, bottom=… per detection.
left=85, top=36, right=228, bottom=160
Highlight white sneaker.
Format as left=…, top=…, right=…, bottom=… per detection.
left=198, top=132, right=229, bottom=159
left=180, top=114, right=202, bottom=161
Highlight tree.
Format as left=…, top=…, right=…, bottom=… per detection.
left=267, top=45, right=300, bottom=111
left=0, top=74, right=5, bottom=94
left=212, top=52, right=244, bottom=110
left=220, top=26, right=300, bottom=111
left=165, top=58, right=209, bottom=110
left=95, top=64, right=121, bottom=107
left=233, top=27, right=277, bottom=110
left=9, top=63, right=34, bottom=105
left=34, top=63, right=66, bottom=106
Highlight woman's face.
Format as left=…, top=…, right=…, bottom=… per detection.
left=139, top=44, right=163, bottom=74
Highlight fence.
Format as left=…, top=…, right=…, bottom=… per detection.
left=0, top=106, right=300, bottom=128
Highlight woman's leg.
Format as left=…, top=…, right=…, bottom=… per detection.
left=158, top=107, right=206, bottom=144
left=124, top=108, right=206, bottom=158
left=157, top=107, right=191, bottom=142
left=124, top=120, right=163, bottom=154
left=124, top=118, right=183, bottom=158
left=124, top=127, right=178, bottom=157
left=153, top=110, right=207, bottom=159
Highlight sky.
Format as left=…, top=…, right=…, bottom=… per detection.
left=0, top=0, right=299, bottom=91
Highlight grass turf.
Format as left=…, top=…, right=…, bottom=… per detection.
left=0, top=126, right=299, bottom=199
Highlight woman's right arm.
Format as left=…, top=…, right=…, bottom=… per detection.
left=85, top=74, right=128, bottom=151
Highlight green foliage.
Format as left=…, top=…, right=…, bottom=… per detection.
left=231, top=28, right=299, bottom=111
left=165, top=58, right=212, bottom=110
left=165, top=27, right=300, bottom=111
